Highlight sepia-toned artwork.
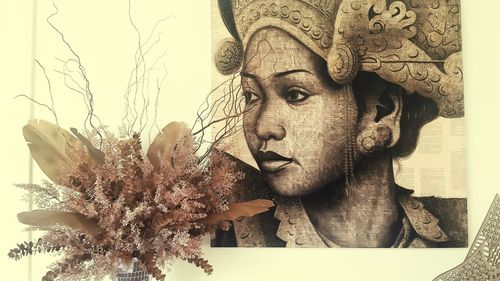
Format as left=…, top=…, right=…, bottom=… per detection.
left=209, top=0, right=467, bottom=248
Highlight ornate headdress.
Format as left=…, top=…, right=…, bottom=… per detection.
left=214, top=0, right=464, bottom=118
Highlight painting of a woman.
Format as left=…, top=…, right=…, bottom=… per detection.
left=211, top=0, right=467, bottom=248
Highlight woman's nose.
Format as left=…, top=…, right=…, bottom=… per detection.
left=255, top=100, right=286, bottom=141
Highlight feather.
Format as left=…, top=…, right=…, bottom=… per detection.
left=70, top=127, right=105, bottom=164
left=147, top=122, right=195, bottom=172
left=17, top=210, right=104, bottom=236
left=151, top=210, right=184, bottom=232
left=204, top=199, right=274, bottom=224
left=22, top=119, right=80, bottom=184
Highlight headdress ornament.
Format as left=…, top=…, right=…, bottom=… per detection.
left=214, top=0, right=464, bottom=118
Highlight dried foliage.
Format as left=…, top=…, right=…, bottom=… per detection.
left=9, top=2, right=275, bottom=280
left=10, top=120, right=273, bottom=281
left=8, top=239, right=65, bottom=260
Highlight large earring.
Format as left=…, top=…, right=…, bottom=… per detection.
left=214, top=38, right=243, bottom=75
left=356, top=124, right=392, bottom=155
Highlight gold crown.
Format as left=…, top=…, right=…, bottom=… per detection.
left=233, top=0, right=340, bottom=58
left=214, top=0, right=464, bottom=118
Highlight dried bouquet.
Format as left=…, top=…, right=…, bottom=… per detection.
left=8, top=119, right=272, bottom=281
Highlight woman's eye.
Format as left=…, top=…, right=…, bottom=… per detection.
left=285, top=89, right=310, bottom=103
left=243, top=91, right=260, bottom=104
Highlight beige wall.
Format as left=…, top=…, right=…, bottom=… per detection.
left=0, top=0, right=498, bottom=280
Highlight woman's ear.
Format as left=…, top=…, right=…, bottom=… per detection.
left=356, top=90, right=403, bottom=155
left=378, top=93, right=403, bottom=147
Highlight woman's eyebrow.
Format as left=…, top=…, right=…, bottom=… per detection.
left=240, top=69, right=313, bottom=79
left=240, top=71, right=257, bottom=79
left=274, top=69, right=312, bottom=77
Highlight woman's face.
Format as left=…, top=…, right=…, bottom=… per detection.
left=241, top=28, right=356, bottom=197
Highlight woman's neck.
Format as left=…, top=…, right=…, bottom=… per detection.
left=301, top=154, right=402, bottom=247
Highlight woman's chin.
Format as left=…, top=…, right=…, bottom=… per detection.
left=257, top=161, right=340, bottom=197
left=263, top=174, right=322, bottom=197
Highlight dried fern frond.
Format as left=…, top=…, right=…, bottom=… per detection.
left=186, top=256, right=213, bottom=275
left=16, top=182, right=63, bottom=209
left=7, top=239, right=64, bottom=260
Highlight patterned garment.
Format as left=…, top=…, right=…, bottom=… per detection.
left=212, top=154, right=467, bottom=248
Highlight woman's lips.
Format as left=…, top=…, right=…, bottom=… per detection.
left=256, top=151, right=293, bottom=174
left=259, top=160, right=292, bottom=173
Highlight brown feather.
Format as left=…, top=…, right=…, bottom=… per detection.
left=204, top=199, right=274, bottom=224
left=70, top=127, right=104, bottom=164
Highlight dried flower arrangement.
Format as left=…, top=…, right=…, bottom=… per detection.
left=8, top=119, right=273, bottom=281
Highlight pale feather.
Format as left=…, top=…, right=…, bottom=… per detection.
left=147, top=122, right=195, bottom=172
left=17, top=210, right=104, bottom=236
left=22, top=119, right=79, bottom=184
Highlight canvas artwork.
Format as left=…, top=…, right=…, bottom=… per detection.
left=210, top=0, right=468, bottom=248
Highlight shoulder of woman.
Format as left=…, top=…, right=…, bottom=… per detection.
left=403, top=195, right=468, bottom=247
left=417, top=196, right=468, bottom=245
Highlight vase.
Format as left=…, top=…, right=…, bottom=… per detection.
left=115, top=258, right=150, bottom=281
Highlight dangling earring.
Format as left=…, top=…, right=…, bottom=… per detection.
left=343, top=84, right=357, bottom=196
